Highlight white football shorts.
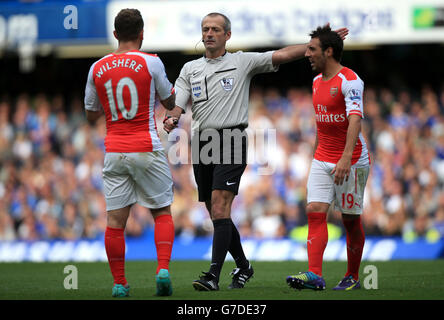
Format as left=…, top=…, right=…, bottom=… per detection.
left=306, top=159, right=369, bottom=214
left=102, top=150, right=173, bottom=211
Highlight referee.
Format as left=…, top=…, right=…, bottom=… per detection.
left=164, top=13, right=348, bottom=291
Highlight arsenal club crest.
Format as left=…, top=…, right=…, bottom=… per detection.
left=330, top=86, right=338, bottom=97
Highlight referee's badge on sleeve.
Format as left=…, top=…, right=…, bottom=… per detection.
left=220, top=77, right=234, bottom=91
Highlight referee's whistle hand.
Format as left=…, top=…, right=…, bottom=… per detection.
left=163, top=118, right=179, bottom=133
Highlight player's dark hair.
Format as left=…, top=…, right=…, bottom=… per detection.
left=114, top=9, right=144, bottom=42
left=310, top=25, right=343, bottom=62
left=203, top=12, right=231, bottom=34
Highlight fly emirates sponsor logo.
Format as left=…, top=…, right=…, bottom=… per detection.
left=95, top=58, right=143, bottom=78
left=315, top=104, right=346, bottom=123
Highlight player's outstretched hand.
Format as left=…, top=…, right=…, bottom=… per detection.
left=163, top=116, right=179, bottom=134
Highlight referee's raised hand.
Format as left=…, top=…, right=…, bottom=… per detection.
left=325, top=22, right=349, bottom=41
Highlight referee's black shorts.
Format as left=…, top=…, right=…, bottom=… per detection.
left=192, top=125, right=248, bottom=202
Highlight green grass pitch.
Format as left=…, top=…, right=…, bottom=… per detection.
left=1, top=260, right=443, bottom=300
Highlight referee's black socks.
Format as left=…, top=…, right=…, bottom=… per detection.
left=209, top=218, right=250, bottom=282
left=209, top=218, right=232, bottom=281
left=229, top=219, right=250, bottom=270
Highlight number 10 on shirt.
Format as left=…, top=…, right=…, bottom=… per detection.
left=104, top=77, right=139, bottom=121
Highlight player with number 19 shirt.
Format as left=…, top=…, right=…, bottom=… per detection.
left=308, top=64, right=370, bottom=211
left=286, top=25, right=370, bottom=292
left=311, top=66, right=369, bottom=167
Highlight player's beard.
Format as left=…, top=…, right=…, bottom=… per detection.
left=313, top=55, right=327, bottom=73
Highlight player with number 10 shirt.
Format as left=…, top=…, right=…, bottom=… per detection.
left=84, top=9, right=178, bottom=298
left=88, top=51, right=174, bottom=152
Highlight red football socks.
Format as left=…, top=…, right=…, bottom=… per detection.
left=343, top=216, right=365, bottom=280
left=307, top=212, right=328, bottom=277
left=104, top=226, right=127, bottom=286
left=154, top=214, right=174, bottom=274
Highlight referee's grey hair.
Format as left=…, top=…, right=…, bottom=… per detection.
left=202, top=12, right=231, bottom=33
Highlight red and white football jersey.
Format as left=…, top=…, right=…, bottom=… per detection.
left=312, top=67, right=370, bottom=166
left=84, top=50, right=174, bottom=153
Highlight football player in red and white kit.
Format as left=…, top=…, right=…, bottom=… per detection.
left=84, top=9, right=181, bottom=297
left=287, top=25, right=370, bottom=291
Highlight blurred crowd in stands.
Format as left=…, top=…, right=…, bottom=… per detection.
left=1, top=83, right=444, bottom=243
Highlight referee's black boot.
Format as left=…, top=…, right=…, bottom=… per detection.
left=192, top=272, right=219, bottom=291
left=228, top=263, right=254, bottom=289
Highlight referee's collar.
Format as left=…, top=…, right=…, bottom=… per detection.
left=204, top=50, right=228, bottom=62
